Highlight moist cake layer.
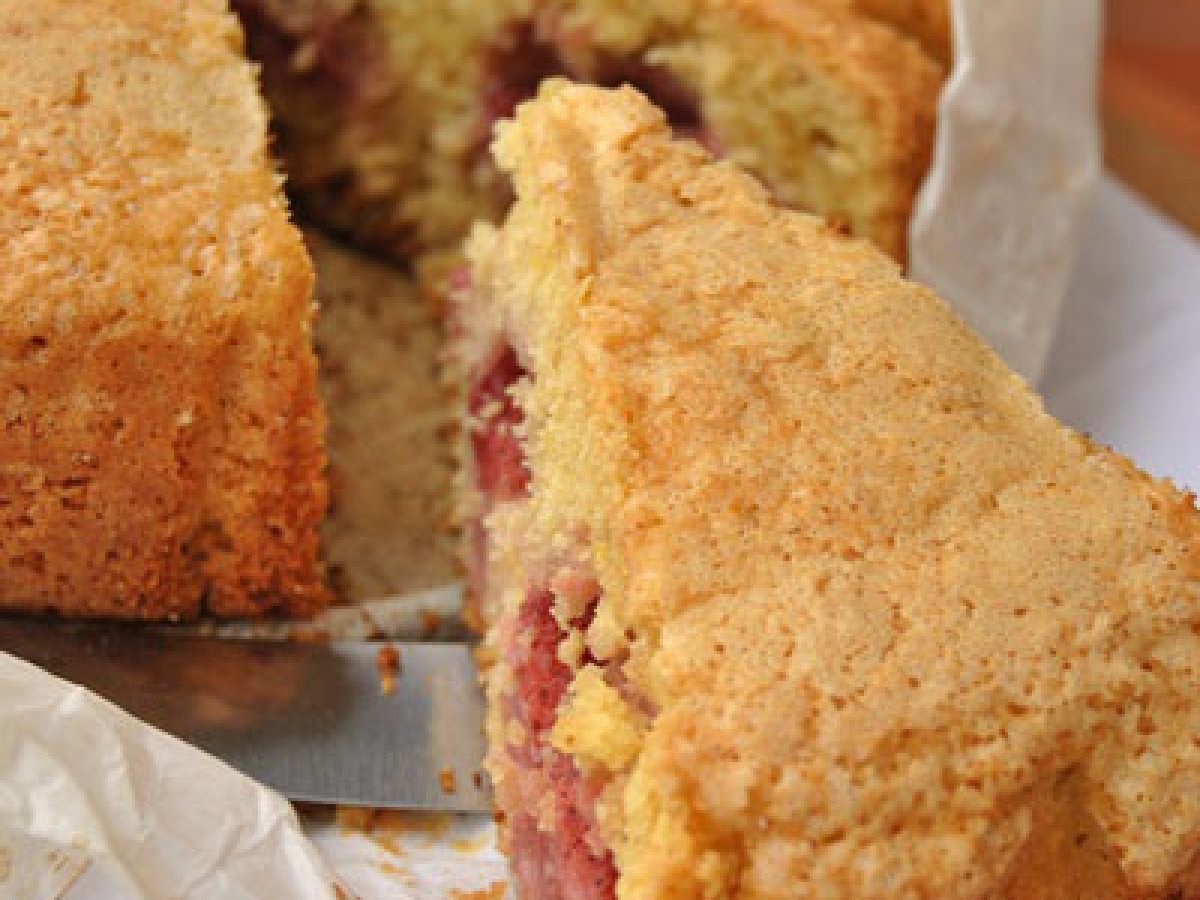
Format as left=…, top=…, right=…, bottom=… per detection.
left=0, top=0, right=327, bottom=618
left=234, top=0, right=942, bottom=262
left=462, top=82, right=1200, bottom=900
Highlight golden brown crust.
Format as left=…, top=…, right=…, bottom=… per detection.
left=0, top=0, right=328, bottom=618
left=470, top=83, right=1200, bottom=899
left=308, top=229, right=460, bottom=602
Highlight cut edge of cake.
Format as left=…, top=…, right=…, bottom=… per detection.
left=308, top=227, right=461, bottom=604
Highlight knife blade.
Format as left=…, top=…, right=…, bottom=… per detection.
left=0, top=619, right=491, bottom=813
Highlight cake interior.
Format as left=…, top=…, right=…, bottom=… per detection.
left=467, top=7, right=936, bottom=261
left=466, top=333, right=619, bottom=900
left=308, top=230, right=460, bottom=604
left=234, top=0, right=936, bottom=261
left=474, top=19, right=718, bottom=181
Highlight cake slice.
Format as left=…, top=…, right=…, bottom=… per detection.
left=460, top=82, right=1200, bottom=900
left=0, top=0, right=327, bottom=618
left=308, top=229, right=459, bottom=603
left=233, top=0, right=942, bottom=262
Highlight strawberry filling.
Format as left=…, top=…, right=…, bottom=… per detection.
left=467, top=335, right=618, bottom=899
left=468, top=344, right=530, bottom=503
left=233, top=0, right=392, bottom=112
left=503, top=589, right=618, bottom=900
left=479, top=23, right=572, bottom=141
left=476, top=20, right=721, bottom=166
left=465, top=340, right=530, bottom=614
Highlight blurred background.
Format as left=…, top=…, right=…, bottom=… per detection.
left=1037, top=0, right=1200, bottom=493
left=1104, top=0, right=1200, bottom=234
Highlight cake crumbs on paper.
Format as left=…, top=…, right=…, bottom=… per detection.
left=439, top=767, right=457, bottom=794
left=375, top=643, right=402, bottom=695
left=451, top=832, right=491, bottom=854
left=335, top=806, right=377, bottom=832
left=377, top=860, right=410, bottom=878
left=336, top=807, right=454, bottom=850
left=449, top=881, right=508, bottom=900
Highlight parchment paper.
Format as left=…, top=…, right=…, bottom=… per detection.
left=0, top=654, right=336, bottom=900
left=910, top=0, right=1102, bottom=383
left=2, top=2, right=1107, bottom=897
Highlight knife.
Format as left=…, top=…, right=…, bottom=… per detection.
left=0, top=619, right=491, bottom=813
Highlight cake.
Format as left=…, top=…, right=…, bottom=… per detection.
left=309, top=229, right=459, bottom=603
left=0, top=0, right=328, bottom=619
left=458, top=82, right=1200, bottom=900
left=841, top=0, right=951, bottom=62
left=233, top=0, right=944, bottom=263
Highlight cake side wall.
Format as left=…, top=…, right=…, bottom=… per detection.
left=199, top=228, right=330, bottom=618
left=0, top=0, right=329, bottom=618
left=0, top=322, right=221, bottom=618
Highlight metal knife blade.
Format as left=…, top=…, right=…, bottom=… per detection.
left=0, top=619, right=491, bottom=813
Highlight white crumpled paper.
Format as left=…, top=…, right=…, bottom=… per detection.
left=910, top=0, right=1102, bottom=383
left=306, top=812, right=512, bottom=899
left=0, top=654, right=337, bottom=900
left=2, top=2, right=1104, bottom=898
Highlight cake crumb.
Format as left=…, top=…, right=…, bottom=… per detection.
left=421, top=609, right=443, bottom=636
left=439, top=767, right=457, bottom=794
left=335, top=806, right=377, bottom=832
left=451, top=832, right=491, bottom=854
left=339, top=807, right=454, bottom=844
left=449, top=881, right=508, bottom=900
left=377, top=860, right=409, bottom=878
left=376, top=644, right=402, bottom=695
left=824, top=212, right=853, bottom=237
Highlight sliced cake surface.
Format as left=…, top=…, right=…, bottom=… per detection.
left=0, top=0, right=327, bottom=618
left=462, top=82, right=1200, bottom=900
left=309, top=229, right=459, bottom=603
left=234, top=0, right=942, bottom=262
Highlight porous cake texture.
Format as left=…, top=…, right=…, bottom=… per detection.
left=0, top=0, right=328, bottom=618
left=234, top=0, right=943, bottom=262
left=308, top=230, right=459, bottom=603
left=461, top=82, right=1200, bottom=900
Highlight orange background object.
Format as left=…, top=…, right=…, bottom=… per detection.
left=1103, top=0, right=1200, bottom=233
